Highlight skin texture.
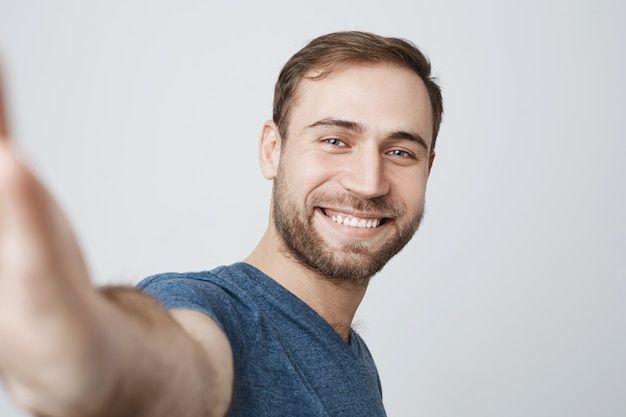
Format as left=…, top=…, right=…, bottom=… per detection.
left=246, top=63, right=435, bottom=340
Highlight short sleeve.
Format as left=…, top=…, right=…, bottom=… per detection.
left=137, top=272, right=260, bottom=356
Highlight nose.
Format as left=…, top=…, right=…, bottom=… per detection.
left=339, top=147, right=390, bottom=199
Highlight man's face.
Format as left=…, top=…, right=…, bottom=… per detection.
left=270, top=64, right=434, bottom=282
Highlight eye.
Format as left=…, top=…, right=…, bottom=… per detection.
left=387, top=149, right=413, bottom=158
left=323, top=137, right=347, bottom=147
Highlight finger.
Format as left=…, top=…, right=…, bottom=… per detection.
left=0, top=61, right=9, bottom=141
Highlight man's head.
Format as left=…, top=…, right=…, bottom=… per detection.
left=273, top=31, right=443, bottom=149
left=259, top=31, right=442, bottom=283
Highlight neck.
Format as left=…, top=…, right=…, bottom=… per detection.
left=245, top=229, right=369, bottom=343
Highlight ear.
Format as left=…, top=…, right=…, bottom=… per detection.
left=427, top=151, right=436, bottom=176
left=259, top=120, right=282, bottom=180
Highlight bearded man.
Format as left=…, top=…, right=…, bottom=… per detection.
left=0, top=31, right=442, bottom=417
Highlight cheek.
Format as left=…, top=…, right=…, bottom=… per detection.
left=283, top=152, right=340, bottom=192
left=390, top=171, right=429, bottom=210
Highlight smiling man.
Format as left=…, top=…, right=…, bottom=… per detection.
left=0, top=31, right=442, bottom=417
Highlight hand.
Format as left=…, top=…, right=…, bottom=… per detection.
left=0, top=68, right=103, bottom=415
left=0, top=67, right=233, bottom=417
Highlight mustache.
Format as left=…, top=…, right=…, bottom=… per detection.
left=308, top=192, right=404, bottom=218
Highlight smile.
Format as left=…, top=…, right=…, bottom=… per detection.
left=331, top=214, right=380, bottom=228
left=321, top=208, right=385, bottom=229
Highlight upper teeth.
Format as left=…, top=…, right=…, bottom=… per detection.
left=331, top=214, right=381, bottom=228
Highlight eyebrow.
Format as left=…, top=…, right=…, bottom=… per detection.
left=306, top=118, right=430, bottom=152
left=307, top=118, right=365, bottom=134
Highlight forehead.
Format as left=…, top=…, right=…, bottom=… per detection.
left=289, top=64, right=434, bottom=146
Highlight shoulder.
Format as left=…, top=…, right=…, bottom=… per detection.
left=136, top=263, right=263, bottom=352
left=136, top=264, right=251, bottom=304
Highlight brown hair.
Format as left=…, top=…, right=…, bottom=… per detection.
left=273, top=31, right=443, bottom=150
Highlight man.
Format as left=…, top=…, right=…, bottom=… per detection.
left=0, top=31, right=442, bottom=416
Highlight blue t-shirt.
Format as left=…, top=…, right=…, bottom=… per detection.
left=137, top=262, right=386, bottom=417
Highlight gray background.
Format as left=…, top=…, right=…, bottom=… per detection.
left=0, top=0, right=624, bottom=416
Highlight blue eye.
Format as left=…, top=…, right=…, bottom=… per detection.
left=324, top=138, right=346, bottom=146
left=388, top=149, right=411, bottom=157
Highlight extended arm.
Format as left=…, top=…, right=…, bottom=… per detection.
left=0, top=83, right=233, bottom=417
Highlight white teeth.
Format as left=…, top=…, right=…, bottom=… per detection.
left=330, top=214, right=381, bottom=228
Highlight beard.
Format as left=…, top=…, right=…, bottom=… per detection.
left=272, top=168, right=424, bottom=283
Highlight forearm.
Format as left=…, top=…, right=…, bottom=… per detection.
left=3, top=285, right=232, bottom=417
left=96, top=286, right=233, bottom=417
left=1, top=116, right=232, bottom=416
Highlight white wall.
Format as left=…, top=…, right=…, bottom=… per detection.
left=0, top=0, right=624, bottom=415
